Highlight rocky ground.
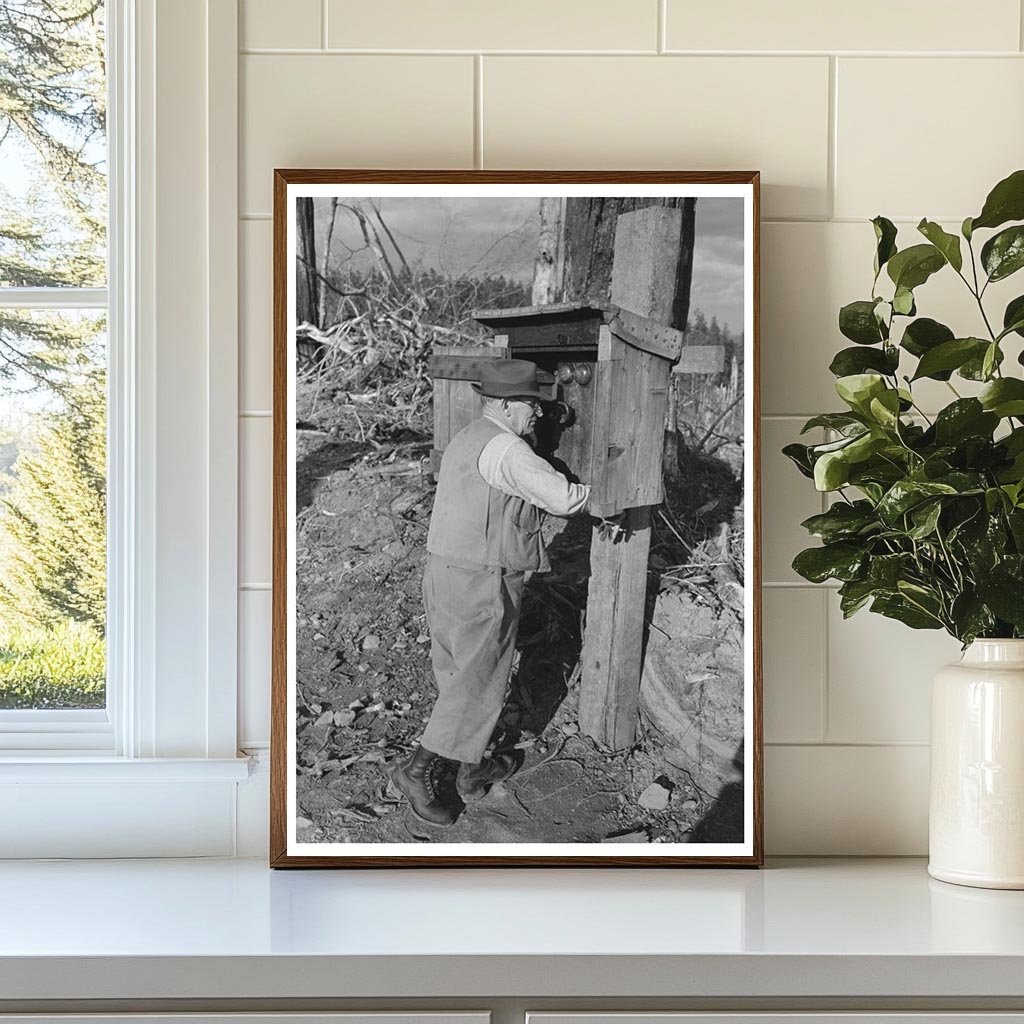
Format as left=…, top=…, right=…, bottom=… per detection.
left=293, top=393, right=746, bottom=847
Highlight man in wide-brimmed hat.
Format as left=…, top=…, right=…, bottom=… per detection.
left=391, top=358, right=592, bottom=825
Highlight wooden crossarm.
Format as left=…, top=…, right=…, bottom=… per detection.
left=607, top=307, right=684, bottom=361
left=673, top=344, right=726, bottom=375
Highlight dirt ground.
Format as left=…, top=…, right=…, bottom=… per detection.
left=293, top=399, right=746, bottom=846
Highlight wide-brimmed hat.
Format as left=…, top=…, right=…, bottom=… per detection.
left=471, top=359, right=553, bottom=400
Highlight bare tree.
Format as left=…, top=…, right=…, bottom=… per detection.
left=296, top=197, right=319, bottom=326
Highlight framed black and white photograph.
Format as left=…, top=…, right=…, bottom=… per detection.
left=271, top=170, right=762, bottom=867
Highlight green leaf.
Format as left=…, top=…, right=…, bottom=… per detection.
left=960, top=344, right=1004, bottom=380
left=982, top=341, right=1001, bottom=381
left=979, top=377, right=1024, bottom=418
left=981, top=225, right=1024, bottom=282
left=976, top=579, right=1024, bottom=629
left=962, top=216, right=974, bottom=241
left=838, top=579, right=881, bottom=618
left=877, top=479, right=958, bottom=523
left=782, top=442, right=815, bottom=479
left=911, top=337, right=988, bottom=381
left=792, top=543, right=866, bottom=584
left=846, top=431, right=888, bottom=464
left=839, top=300, right=886, bottom=345
left=908, top=500, right=942, bottom=540
left=950, top=593, right=995, bottom=644
left=835, top=373, right=887, bottom=413
left=917, top=219, right=963, bottom=272
left=814, top=450, right=851, bottom=491
left=800, top=412, right=865, bottom=434
left=828, top=345, right=899, bottom=378
left=868, top=552, right=915, bottom=587
left=868, top=389, right=902, bottom=430
left=871, top=594, right=943, bottom=630
left=887, top=243, right=946, bottom=291
left=892, top=286, right=916, bottom=316
left=933, top=470, right=986, bottom=493
left=933, top=399, right=998, bottom=444
left=1003, top=295, right=1024, bottom=340
left=900, top=317, right=954, bottom=361
left=800, top=501, right=879, bottom=543
left=971, top=169, right=1024, bottom=232
left=872, top=216, right=898, bottom=277
left=1007, top=508, right=1024, bottom=548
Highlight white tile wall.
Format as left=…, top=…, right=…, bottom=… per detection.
left=235, top=2, right=1024, bottom=854
left=762, top=588, right=825, bottom=744
left=483, top=56, right=831, bottom=220
left=240, top=54, right=475, bottom=213
left=239, top=416, right=272, bottom=587
left=239, top=590, right=272, bottom=747
left=240, top=219, right=272, bottom=412
left=241, top=0, right=321, bottom=50
left=836, top=58, right=1024, bottom=221
left=826, top=602, right=961, bottom=744
left=326, top=0, right=658, bottom=52
left=665, top=0, right=1021, bottom=54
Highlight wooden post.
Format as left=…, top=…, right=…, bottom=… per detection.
left=531, top=196, right=564, bottom=305
left=578, top=206, right=688, bottom=750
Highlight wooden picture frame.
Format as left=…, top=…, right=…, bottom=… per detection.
left=271, top=170, right=762, bottom=867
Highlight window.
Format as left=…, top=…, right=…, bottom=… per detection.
left=0, top=0, right=246, bottom=857
left=0, top=0, right=112, bottom=748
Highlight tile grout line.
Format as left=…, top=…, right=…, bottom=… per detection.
left=820, top=587, right=830, bottom=743
left=827, top=55, right=838, bottom=221
left=321, top=0, right=328, bottom=50
left=1021, top=0, right=1024, bottom=52
left=766, top=740, right=931, bottom=748
left=818, top=426, right=832, bottom=742
left=237, top=47, right=1024, bottom=57
left=657, top=0, right=666, bottom=54
left=474, top=54, right=484, bottom=169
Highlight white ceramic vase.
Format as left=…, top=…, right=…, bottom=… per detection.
left=929, top=639, right=1024, bottom=889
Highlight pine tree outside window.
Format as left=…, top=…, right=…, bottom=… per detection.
left=0, top=1, right=110, bottom=742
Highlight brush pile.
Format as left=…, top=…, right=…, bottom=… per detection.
left=296, top=269, right=528, bottom=441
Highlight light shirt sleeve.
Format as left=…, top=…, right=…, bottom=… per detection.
left=477, top=417, right=591, bottom=517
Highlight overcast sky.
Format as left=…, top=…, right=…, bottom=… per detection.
left=313, top=196, right=745, bottom=335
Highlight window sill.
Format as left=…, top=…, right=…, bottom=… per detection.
left=0, top=754, right=252, bottom=782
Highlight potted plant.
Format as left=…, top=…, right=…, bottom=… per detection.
left=785, top=169, right=1024, bottom=889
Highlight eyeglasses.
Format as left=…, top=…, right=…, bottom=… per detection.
left=508, top=398, right=541, bottom=411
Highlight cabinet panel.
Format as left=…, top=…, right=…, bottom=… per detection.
left=529, top=1016, right=1024, bottom=1024
left=0, top=1015, right=489, bottom=1024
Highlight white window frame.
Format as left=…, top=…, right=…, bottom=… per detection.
left=0, top=0, right=249, bottom=856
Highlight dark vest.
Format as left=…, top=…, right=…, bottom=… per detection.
left=426, top=417, right=549, bottom=571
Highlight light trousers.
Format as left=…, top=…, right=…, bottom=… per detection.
left=420, top=554, right=525, bottom=764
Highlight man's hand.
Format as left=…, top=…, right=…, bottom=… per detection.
left=596, top=514, right=627, bottom=542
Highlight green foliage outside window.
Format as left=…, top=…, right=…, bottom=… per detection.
left=0, top=1, right=107, bottom=708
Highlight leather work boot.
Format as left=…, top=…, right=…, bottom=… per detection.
left=457, top=751, right=518, bottom=802
left=390, top=745, right=459, bottom=826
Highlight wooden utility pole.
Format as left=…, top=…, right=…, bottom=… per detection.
left=531, top=197, right=564, bottom=305
left=560, top=197, right=695, bottom=328
left=576, top=205, right=695, bottom=750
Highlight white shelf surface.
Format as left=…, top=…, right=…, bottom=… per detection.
left=2, top=857, right=1024, bottom=1001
